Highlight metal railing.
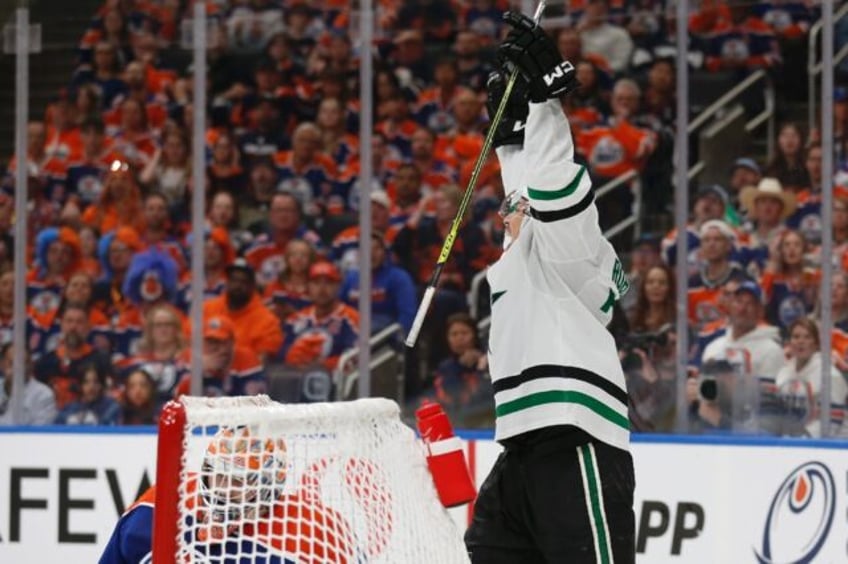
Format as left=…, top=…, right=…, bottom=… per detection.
left=468, top=270, right=489, bottom=321
left=687, top=69, right=775, bottom=179
left=688, top=161, right=706, bottom=181
left=688, top=69, right=775, bottom=153
left=334, top=323, right=404, bottom=400
left=597, top=171, right=642, bottom=241
left=808, top=1, right=848, bottom=129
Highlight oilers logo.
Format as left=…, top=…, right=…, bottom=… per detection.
left=695, top=300, right=722, bottom=327
left=339, top=248, right=360, bottom=275
left=589, top=137, right=625, bottom=170
left=31, top=290, right=62, bottom=315
left=762, top=9, right=793, bottom=32
left=755, top=461, right=836, bottom=564
left=426, top=109, right=456, bottom=134
left=46, top=141, right=72, bottom=161
left=469, top=16, right=498, bottom=40
left=777, top=379, right=816, bottom=437
left=259, top=255, right=287, bottom=288
left=777, top=295, right=807, bottom=329
left=77, top=173, right=104, bottom=204
left=140, top=270, right=164, bottom=302
left=721, top=38, right=751, bottom=62
left=276, top=178, right=314, bottom=213
left=798, top=214, right=822, bottom=245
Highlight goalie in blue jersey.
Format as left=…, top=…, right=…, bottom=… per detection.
left=100, top=427, right=358, bottom=564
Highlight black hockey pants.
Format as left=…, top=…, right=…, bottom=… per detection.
left=465, top=426, right=635, bottom=564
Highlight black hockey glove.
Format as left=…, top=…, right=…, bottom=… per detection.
left=486, top=70, right=529, bottom=148
left=497, top=11, right=579, bottom=103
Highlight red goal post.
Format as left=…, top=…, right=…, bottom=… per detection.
left=152, top=395, right=470, bottom=563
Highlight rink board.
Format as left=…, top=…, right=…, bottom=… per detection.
left=0, top=427, right=846, bottom=563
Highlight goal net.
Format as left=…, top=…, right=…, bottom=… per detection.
left=152, top=395, right=471, bottom=563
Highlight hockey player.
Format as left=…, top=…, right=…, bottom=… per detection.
left=99, top=426, right=356, bottom=563
left=464, top=13, right=634, bottom=563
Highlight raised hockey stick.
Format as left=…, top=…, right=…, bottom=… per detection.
left=405, top=0, right=547, bottom=348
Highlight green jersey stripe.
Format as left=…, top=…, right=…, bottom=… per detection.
left=581, top=444, right=612, bottom=564
left=495, top=389, right=630, bottom=430
left=527, top=166, right=586, bottom=201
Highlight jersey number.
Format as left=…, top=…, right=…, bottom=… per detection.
left=601, top=259, right=629, bottom=314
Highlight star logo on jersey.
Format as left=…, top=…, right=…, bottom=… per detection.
left=491, top=290, right=507, bottom=306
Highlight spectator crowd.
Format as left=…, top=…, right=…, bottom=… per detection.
left=0, top=0, right=844, bottom=438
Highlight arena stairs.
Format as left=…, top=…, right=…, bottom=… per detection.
left=0, top=0, right=102, bottom=165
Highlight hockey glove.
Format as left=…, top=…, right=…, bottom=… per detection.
left=497, top=11, right=579, bottom=103
left=486, top=70, right=529, bottom=148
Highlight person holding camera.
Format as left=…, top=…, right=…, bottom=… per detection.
left=624, top=264, right=678, bottom=432
left=689, top=359, right=742, bottom=432
left=775, top=318, right=847, bottom=438
left=689, top=281, right=784, bottom=432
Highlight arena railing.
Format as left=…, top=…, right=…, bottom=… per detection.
left=468, top=270, right=489, bottom=321
left=334, top=323, right=405, bottom=401
left=596, top=170, right=642, bottom=241
left=688, top=68, right=776, bottom=163
left=808, top=1, right=848, bottom=129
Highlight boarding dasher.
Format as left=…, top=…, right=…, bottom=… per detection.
left=464, top=12, right=635, bottom=564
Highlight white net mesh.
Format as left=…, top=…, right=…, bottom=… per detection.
left=170, top=396, right=470, bottom=563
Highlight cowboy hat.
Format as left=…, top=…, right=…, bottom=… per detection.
left=739, top=177, right=796, bottom=219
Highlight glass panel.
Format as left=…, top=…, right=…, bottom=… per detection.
left=0, top=0, right=844, bottom=446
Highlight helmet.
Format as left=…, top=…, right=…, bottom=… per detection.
left=199, top=426, right=288, bottom=525
left=499, top=189, right=530, bottom=249
left=498, top=189, right=529, bottom=219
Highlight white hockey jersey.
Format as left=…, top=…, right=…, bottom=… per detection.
left=487, top=100, right=630, bottom=451
left=775, top=352, right=847, bottom=438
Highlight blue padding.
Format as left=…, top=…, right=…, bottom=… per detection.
left=0, top=425, right=158, bottom=434
left=629, top=433, right=848, bottom=450
left=456, top=429, right=496, bottom=441
left=454, top=430, right=848, bottom=449
left=1, top=425, right=846, bottom=450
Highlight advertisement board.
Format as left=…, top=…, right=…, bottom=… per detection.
left=0, top=428, right=846, bottom=562
left=0, top=429, right=157, bottom=562
left=626, top=437, right=848, bottom=564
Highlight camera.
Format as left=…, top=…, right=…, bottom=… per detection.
left=624, top=331, right=668, bottom=351
left=699, top=378, right=718, bottom=401
left=698, top=359, right=734, bottom=402
left=620, top=326, right=671, bottom=372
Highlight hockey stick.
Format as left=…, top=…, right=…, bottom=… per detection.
left=405, top=1, right=547, bottom=348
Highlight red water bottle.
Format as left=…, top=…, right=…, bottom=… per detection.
left=415, top=402, right=476, bottom=508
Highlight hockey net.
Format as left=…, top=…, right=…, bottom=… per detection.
left=153, top=395, right=470, bottom=563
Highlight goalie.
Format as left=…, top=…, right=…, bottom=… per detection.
left=99, top=427, right=357, bottom=563
left=464, top=13, right=635, bottom=563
